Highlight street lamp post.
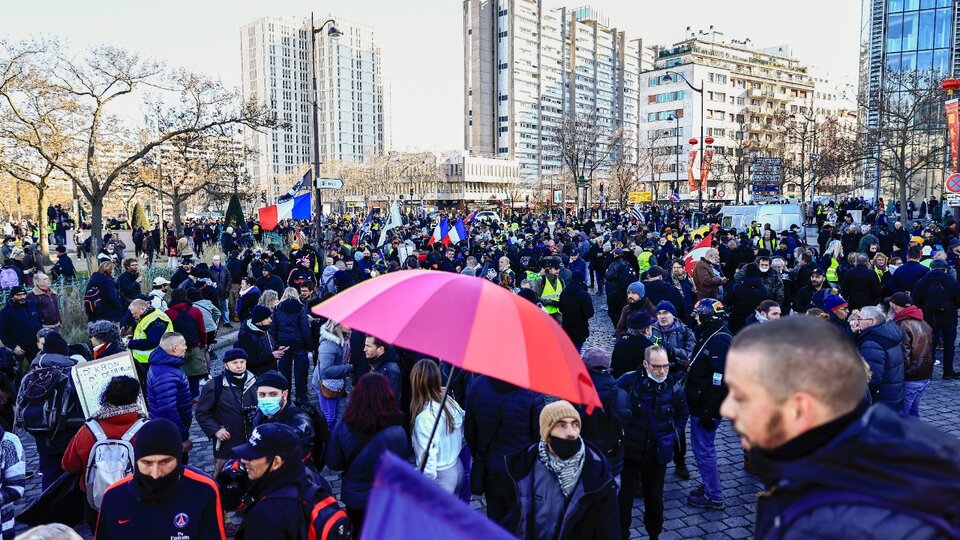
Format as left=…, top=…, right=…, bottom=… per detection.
left=665, top=70, right=706, bottom=212
left=667, top=114, right=680, bottom=198
left=310, top=14, right=342, bottom=256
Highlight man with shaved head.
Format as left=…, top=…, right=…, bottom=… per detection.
left=721, top=316, right=960, bottom=539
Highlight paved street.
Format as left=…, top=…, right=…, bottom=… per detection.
left=13, top=294, right=960, bottom=538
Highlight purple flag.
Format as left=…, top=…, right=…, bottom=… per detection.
left=362, top=452, right=515, bottom=540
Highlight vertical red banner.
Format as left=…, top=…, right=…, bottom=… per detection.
left=687, top=150, right=698, bottom=192
left=946, top=99, right=959, bottom=172
left=700, top=149, right=715, bottom=190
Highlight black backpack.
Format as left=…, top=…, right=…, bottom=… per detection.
left=293, top=400, right=330, bottom=470
left=578, top=393, right=624, bottom=460
left=15, top=358, right=75, bottom=437
left=924, top=281, right=951, bottom=313
left=171, top=308, right=201, bottom=348
left=84, top=286, right=104, bottom=319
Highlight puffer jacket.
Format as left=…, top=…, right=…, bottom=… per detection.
left=856, top=321, right=905, bottom=408
left=145, top=347, right=192, bottom=440
left=269, top=298, right=311, bottom=351
left=617, top=370, right=688, bottom=465
left=652, top=319, right=697, bottom=370
left=753, top=404, right=960, bottom=540
left=237, top=319, right=277, bottom=376
left=195, top=371, right=257, bottom=459
left=504, top=440, right=619, bottom=540
left=315, top=328, right=351, bottom=381
left=892, top=305, right=933, bottom=381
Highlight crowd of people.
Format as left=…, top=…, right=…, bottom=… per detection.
left=0, top=196, right=957, bottom=539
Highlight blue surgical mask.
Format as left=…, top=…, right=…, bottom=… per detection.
left=647, top=372, right=668, bottom=384
left=258, top=396, right=282, bottom=416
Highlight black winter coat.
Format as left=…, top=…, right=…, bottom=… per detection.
left=724, top=277, right=771, bottom=334
left=237, top=320, right=278, bottom=376
left=912, top=269, right=960, bottom=325
left=504, top=440, right=619, bottom=540
left=856, top=322, right=905, bottom=408
left=464, top=377, right=544, bottom=498
left=617, top=371, right=688, bottom=465
left=579, top=370, right=631, bottom=475
left=0, top=299, right=42, bottom=357
left=86, top=271, right=125, bottom=322
left=559, top=279, right=594, bottom=344
left=611, top=333, right=655, bottom=379
left=840, top=265, right=882, bottom=310
left=269, top=299, right=311, bottom=352
left=644, top=279, right=689, bottom=322
left=685, top=321, right=732, bottom=420
left=195, top=372, right=257, bottom=459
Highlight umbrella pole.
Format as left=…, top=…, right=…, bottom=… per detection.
left=418, top=363, right=456, bottom=472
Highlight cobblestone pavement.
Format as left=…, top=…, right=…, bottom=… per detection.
left=14, top=295, right=960, bottom=539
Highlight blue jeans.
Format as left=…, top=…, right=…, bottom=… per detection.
left=690, top=416, right=723, bottom=502
left=219, top=298, right=230, bottom=324
left=319, top=395, right=340, bottom=430
left=902, top=379, right=929, bottom=417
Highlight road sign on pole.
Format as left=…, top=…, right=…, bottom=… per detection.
left=315, top=177, right=344, bottom=190
left=946, top=172, right=960, bottom=194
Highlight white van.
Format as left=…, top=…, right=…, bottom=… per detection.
left=720, top=204, right=803, bottom=232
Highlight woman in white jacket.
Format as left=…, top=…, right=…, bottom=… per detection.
left=410, top=359, right=465, bottom=494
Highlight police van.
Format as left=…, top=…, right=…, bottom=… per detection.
left=720, top=204, right=803, bottom=233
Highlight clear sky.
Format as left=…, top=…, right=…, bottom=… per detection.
left=1, top=0, right=861, bottom=152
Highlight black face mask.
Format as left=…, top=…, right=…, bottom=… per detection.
left=134, top=466, right=182, bottom=503
left=549, top=436, right=581, bottom=460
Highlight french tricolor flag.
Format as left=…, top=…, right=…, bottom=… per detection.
left=444, top=218, right=468, bottom=246
left=258, top=193, right=312, bottom=231
left=428, top=218, right=448, bottom=246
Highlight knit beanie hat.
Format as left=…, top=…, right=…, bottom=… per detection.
left=824, top=294, right=848, bottom=313
left=223, top=348, right=249, bottom=363
left=627, top=281, right=645, bottom=297
left=42, top=333, right=69, bottom=356
left=256, top=370, right=289, bottom=391
left=251, top=305, right=272, bottom=324
left=656, top=301, right=678, bottom=318
left=539, top=400, right=581, bottom=442
left=134, top=419, right=184, bottom=459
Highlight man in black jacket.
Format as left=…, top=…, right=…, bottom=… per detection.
left=363, top=336, right=402, bottom=407
left=685, top=298, right=733, bottom=510
left=721, top=316, right=960, bottom=539
left=464, top=376, right=544, bottom=527
left=642, top=266, right=689, bottom=323
left=116, top=258, right=143, bottom=307
left=250, top=371, right=322, bottom=466
left=616, top=346, right=688, bottom=540
left=912, top=258, right=960, bottom=378
left=605, top=249, right=637, bottom=328
left=793, top=267, right=828, bottom=313
left=237, top=306, right=285, bottom=376
left=235, top=423, right=322, bottom=540
left=611, top=310, right=657, bottom=378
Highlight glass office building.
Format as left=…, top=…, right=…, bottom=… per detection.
left=858, top=0, right=959, bottom=198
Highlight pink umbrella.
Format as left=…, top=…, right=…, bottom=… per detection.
left=311, top=270, right=601, bottom=411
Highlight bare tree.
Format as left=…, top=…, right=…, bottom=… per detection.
left=634, top=128, right=672, bottom=204
left=859, top=68, right=944, bottom=216
left=556, top=113, right=622, bottom=212
left=0, top=41, right=280, bottom=253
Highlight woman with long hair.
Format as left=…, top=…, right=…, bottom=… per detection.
left=409, top=359, right=464, bottom=493
left=314, top=319, right=352, bottom=429
left=257, top=289, right=279, bottom=310
left=326, top=373, right=410, bottom=536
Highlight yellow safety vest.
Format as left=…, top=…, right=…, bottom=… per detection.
left=826, top=258, right=840, bottom=284
left=637, top=252, right=653, bottom=274
left=131, top=309, right=174, bottom=364
left=758, top=238, right=778, bottom=252
left=541, top=276, right=563, bottom=315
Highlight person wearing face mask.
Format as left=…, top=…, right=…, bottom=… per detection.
left=503, top=400, right=619, bottom=540
left=95, top=418, right=226, bottom=540
left=615, top=346, right=688, bottom=540
left=734, top=256, right=783, bottom=305
left=196, top=349, right=258, bottom=475
left=233, top=423, right=334, bottom=540
left=249, top=371, right=322, bottom=466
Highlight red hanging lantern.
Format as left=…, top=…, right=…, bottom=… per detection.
left=942, top=78, right=960, bottom=95
left=688, top=138, right=698, bottom=145
left=705, top=136, right=715, bottom=145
